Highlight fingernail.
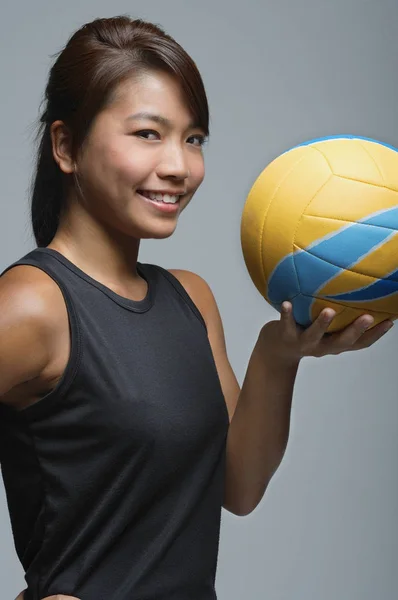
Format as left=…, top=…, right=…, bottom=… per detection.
left=361, top=319, right=374, bottom=332
left=323, top=310, right=334, bottom=322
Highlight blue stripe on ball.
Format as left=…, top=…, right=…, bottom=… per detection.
left=285, top=134, right=398, bottom=154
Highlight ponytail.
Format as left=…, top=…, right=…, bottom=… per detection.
left=31, top=119, right=64, bottom=247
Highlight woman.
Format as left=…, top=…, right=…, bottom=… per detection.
left=1, top=15, right=392, bottom=600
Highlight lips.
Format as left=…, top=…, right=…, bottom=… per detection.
left=137, top=190, right=183, bottom=204
left=136, top=190, right=182, bottom=214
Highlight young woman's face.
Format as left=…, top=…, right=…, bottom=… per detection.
left=71, top=70, right=206, bottom=239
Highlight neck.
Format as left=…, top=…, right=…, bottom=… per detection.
left=48, top=201, right=143, bottom=291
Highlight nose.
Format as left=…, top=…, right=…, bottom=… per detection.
left=156, top=143, right=190, bottom=181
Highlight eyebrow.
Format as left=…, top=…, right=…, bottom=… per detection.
left=125, top=111, right=202, bottom=131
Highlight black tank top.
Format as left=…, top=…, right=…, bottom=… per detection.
left=0, top=248, right=229, bottom=600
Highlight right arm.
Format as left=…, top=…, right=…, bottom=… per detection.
left=0, top=267, right=80, bottom=600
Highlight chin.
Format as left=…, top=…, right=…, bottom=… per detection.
left=141, top=229, right=176, bottom=240
left=127, top=219, right=178, bottom=240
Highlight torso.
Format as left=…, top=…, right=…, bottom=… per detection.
left=0, top=251, right=229, bottom=599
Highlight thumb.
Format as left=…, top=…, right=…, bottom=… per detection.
left=280, top=301, right=297, bottom=332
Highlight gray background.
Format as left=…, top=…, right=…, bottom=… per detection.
left=1, top=0, right=397, bottom=598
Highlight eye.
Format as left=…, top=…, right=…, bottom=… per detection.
left=187, top=134, right=208, bottom=148
left=135, top=130, right=160, bottom=141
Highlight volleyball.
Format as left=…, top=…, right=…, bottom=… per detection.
left=240, top=136, right=398, bottom=332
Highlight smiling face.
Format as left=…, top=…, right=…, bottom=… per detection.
left=61, top=70, right=207, bottom=240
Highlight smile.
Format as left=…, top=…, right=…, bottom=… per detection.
left=137, top=190, right=181, bottom=204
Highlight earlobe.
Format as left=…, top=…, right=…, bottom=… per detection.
left=50, top=120, right=75, bottom=174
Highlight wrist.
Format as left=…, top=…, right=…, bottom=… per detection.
left=257, top=323, right=302, bottom=370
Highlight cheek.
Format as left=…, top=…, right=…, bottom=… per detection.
left=111, top=147, right=168, bottom=189
left=77, top=143, right=119, bottom=187
left=83, top=138, right=155, bottom=185
left=190, top=158, right=205, bottom=188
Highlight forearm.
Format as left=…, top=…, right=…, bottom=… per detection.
left=224, top=330, right=300, bottom=516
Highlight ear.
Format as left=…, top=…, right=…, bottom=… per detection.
left=50, top=120, right=75, bottom=174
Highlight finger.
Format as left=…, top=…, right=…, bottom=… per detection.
left=334, top=314, right=375, bottom=349
left=280, top=301, right=302, bottom=335
left=301, top=307, right=336, bottom=346
left=317, top=314, right=374, bottom=354
left=351, top=319, right=394, bottom=351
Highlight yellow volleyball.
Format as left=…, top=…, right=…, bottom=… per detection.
left=241, top=136, right=398, bottom=332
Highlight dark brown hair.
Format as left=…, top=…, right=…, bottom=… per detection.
left=31, top=15, right=210, bottom=247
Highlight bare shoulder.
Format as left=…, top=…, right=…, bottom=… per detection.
left=0, top=265, right=66, bottom=324
left=167, top=269, right=216, bottom=323
left=0, top=265, right=67, bottom=400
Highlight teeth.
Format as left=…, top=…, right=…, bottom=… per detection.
left=139, top=190, right=180, bottom=204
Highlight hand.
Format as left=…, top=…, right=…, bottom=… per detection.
left=259, top=302, right=394, bottom=365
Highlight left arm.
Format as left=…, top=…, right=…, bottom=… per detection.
left=169, top=269, right=392, bottom=517
left=169, top=270, right=299, bottom=516
left=223, top=332, right=299, bottom=516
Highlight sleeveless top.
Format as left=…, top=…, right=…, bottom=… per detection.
left=0, top=248, right=230, bottom=600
